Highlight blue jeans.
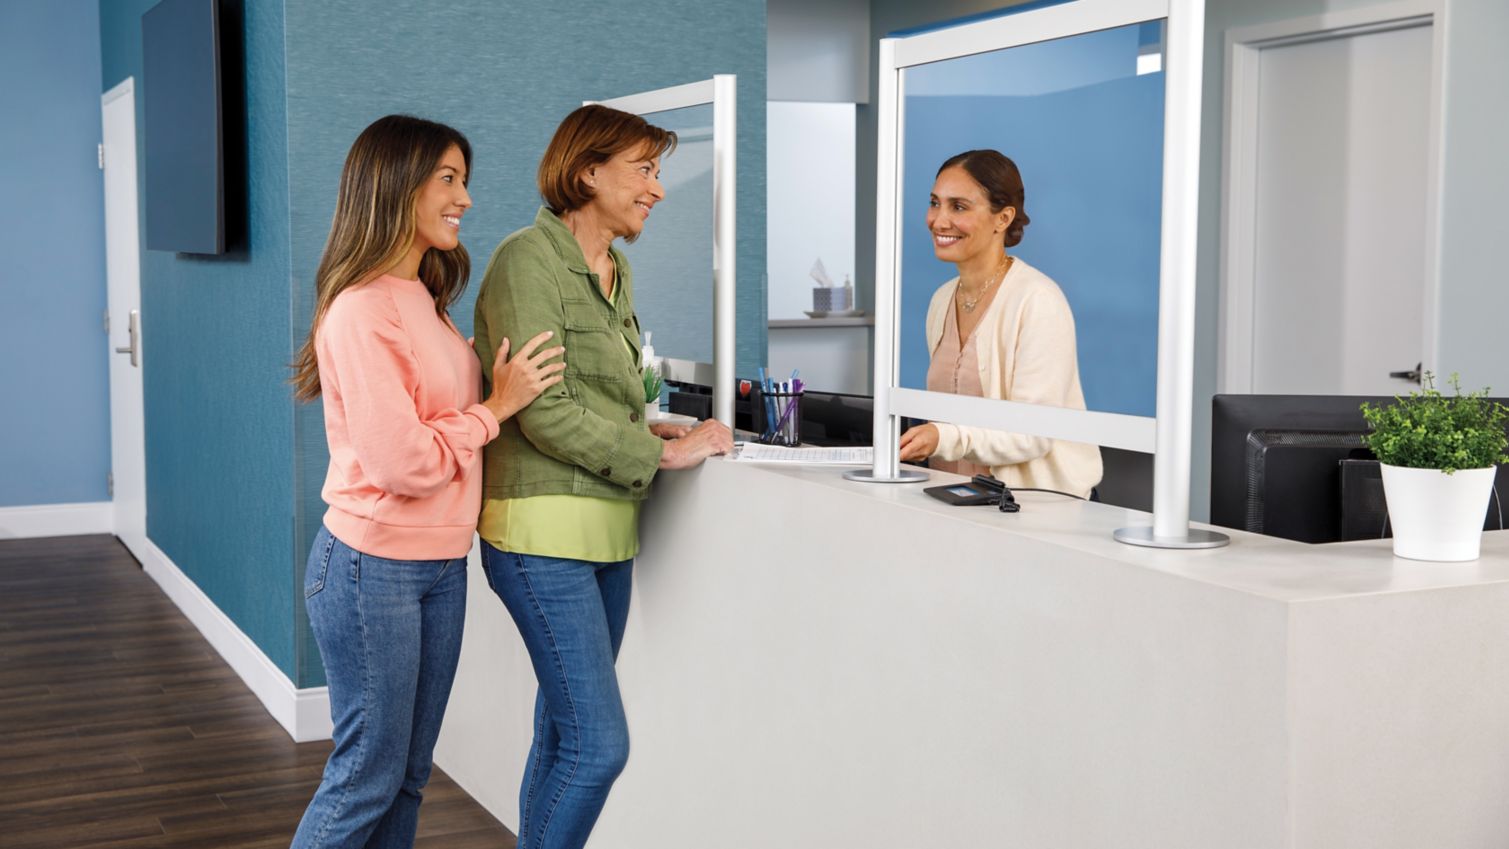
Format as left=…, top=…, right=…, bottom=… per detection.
left=291, top=526, right=467, bottom=849
left=481, top=543, right=633, bottom=849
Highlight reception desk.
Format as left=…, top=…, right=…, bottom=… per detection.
left=432, top=457, right=1509, bottom=848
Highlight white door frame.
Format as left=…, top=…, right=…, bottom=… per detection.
left=102, top=77, right=148, bottom=557
left=1218, top=0, right=1445, bottom=393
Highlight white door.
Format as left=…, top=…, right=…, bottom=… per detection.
left=102, top=78, right=147, bottom=556
left=1226, top=17, right=1436, bottom=396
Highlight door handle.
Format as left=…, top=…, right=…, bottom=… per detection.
left=1388, top=361, right=1421, bottom=384
left=113, top=309, right=139, bottom=368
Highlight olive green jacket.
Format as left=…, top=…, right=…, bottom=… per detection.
left=474, top=207, right=663, bottom=501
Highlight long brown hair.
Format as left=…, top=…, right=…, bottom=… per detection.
left=291, top=115, right=473, bottom=401
left=938, top=149, right=1031, bottom=248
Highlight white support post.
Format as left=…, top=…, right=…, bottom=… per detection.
left=712, top=74, right=737, bottom=429
left=846, top=39, right=926, bottom=484
left=1115, top=0, right=1229, bottom=548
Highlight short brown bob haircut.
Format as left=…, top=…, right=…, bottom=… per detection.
left=537, top=104, right=678, bottom=215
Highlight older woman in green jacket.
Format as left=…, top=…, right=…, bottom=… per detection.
left=471, top=104, right=732, bottom=849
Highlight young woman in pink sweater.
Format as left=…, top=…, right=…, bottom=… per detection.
left=287, top=115, right=563, bottom=849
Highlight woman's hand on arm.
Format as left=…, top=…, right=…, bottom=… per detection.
left=481, top=330, right=566, bottom=423
left=898, top=423, right=939, bottom=462
left=657, top=419, right=734, bottom=470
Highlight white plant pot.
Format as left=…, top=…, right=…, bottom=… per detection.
left=645, top=401, right=660, bottom=421
left=1379, top=464, right=1496, bottom=562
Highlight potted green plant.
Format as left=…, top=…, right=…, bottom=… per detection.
left=1361, top=373, right=1508, bottom=561
left=642, top=364, right=664, bottom=422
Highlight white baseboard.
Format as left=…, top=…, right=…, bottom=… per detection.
left=0, top=501, right=114, bottom=539
left=133, top=536, right=333, bottom=742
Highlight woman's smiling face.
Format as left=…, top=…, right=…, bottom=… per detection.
left=926, top=165, right=1013, bottom=265
left=584, top=146, right=665, bottom=240
left=411, top=143, right=471, bottom=256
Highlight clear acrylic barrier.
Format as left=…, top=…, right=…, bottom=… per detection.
left=859, top=0, right=1223, bottom=546
left=617, top=103, right=715, bottom=367
left=590, top=77, right=736, bottom=427
left=897, top=21, right=1165, bottom=420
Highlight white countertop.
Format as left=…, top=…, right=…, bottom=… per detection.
left=724, top=457, right=1509, bottom=604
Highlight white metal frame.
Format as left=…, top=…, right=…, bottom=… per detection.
left=862, top=0, right=1220, bottom=546
left=1217, top=0, right=1445, bottom=394
left=588, top=75, right=738, bottom=428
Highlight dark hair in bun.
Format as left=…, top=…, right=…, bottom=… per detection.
left=937, top=149, right=1030, bottom=247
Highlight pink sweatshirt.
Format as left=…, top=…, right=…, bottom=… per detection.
left=316, top=274, right=499, bottom=559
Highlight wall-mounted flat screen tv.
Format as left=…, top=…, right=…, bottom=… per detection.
left=142, top=0, right=224, bottom=254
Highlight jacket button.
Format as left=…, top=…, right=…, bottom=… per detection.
left=623, top=318, right=632, bottom=328
left=630, top=411, right=640, bottom=423
left=600, top=467, right=612, bottom=477
left=632, top=479, right=643, bottom=488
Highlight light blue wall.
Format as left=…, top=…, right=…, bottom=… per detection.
left=857, top=0, right=1040, bottom=314
left=0, top=0, right=110, bottom=508
left=897, top=24, right=1163, bottom=417
left=100, top=0, right=298, bottom=678
left=283, top=0, right=767, bottom=687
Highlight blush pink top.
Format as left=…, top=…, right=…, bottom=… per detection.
left=926, top=301, right=991, bottom=479
left=316, top=274, right=499, bottom=559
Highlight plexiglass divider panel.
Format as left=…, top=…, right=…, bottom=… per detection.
left=856, top=0, right=1226, bottom=548
left=590, top=75, right=737, bottom=428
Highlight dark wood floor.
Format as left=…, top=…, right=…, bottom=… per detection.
left=0, top=534, right=514, bottom=849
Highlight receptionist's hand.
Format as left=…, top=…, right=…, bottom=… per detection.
left=898, top=423, right=939, bottom=462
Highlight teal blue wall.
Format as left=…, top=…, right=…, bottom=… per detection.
left=99, top=0, right=298, bottom=678
left=0, top=0, right=110, bottom=507
left=283, top=0, right=768, bottom=687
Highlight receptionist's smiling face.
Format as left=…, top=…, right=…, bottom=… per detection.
left=927, top=165, right=1014, bottom=265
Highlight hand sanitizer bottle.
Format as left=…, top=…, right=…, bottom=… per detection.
left=642, top=331, right=657, bottom=371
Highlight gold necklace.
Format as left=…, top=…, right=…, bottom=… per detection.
left=958, top=256, right=1013, bottom=313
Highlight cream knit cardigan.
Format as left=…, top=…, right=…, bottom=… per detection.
left=924, top=257, right=1104, bottom=498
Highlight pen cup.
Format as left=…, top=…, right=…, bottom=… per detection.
left=754, top=388, right=802, bottom=446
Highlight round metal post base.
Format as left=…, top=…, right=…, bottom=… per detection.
left=843, top=468, right=930, bottom=484
left=1113, top=526, right=1231, bottom=549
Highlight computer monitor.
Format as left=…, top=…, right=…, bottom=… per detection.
left=1211, top=394, right=1509, bottom=544
left=796, top=391, right=874, bottom=447
left=737, top=384, right=875, bottom=448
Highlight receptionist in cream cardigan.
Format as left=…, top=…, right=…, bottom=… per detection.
left=897, top=149, right=1103, bottom=499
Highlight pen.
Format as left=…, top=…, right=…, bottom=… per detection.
left=757, top=367, right=777, bottom=434
left=774, top=378, right=803, bottom=437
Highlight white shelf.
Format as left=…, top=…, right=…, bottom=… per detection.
left=768, top=316, right=874, bottom=329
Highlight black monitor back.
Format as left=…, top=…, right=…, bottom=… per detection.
left=1212, top=394, right=1509, bottom=544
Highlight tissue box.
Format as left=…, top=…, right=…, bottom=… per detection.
left=812, top=287, right=853, bottom=313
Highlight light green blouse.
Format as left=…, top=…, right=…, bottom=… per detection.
left=479, top=495, right=640, bottom=562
